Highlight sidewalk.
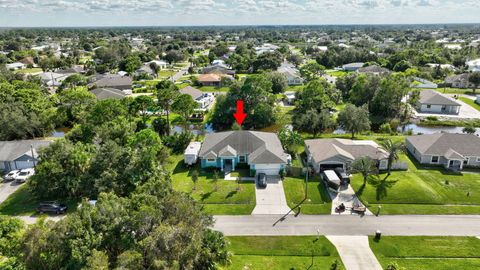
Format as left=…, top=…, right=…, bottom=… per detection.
left=327, top=235, right=382, bottom=270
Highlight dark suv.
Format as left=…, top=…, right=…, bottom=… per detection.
left=36, top=202, right=68, bottom=214
left=257, top=173, right=267, bottom=188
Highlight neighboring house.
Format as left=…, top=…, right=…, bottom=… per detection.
left=201, top=65, right=235, bottom=75
left=406, top=133, right=480, bottom=170
left=277, top=62, right=303, bottom=85
left=184, top=142, right=202, bottom=165
left=6, top=62, right=26, bottom=70
left=342, top=62, right=364, bottom=71
left=357, top=65, right=391, bottom=75
left=89, top=74, right=133, bottom=91
left=305, top=138, right=389, bottom=173
left=416, top=90, right=461, bottom=115
left=38, top=72, right=72, bottom=87
left=146, top=60, right=167, bottom=69
left=467, top=58, right=480, bottom=72
left=90, top=88, right=128, bottom=100
left=198, top=73, right=223, bottom=87
left=445, top=73, right=475, bottom=89
left=198, top=131, right=290, bottom=175
left=322, top=74, right=337, bottom=84
left=254, top=43, right=279, bottom=55
left=412, top=77, right=438, bottom=89
left=135, top=65, right=156, bottom=77
left=0, top=140, right=52, bottom=172
left=179, top=86, right=215, bottom=110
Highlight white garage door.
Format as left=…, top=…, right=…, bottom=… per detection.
left=255, top=164, right=281, bottom=175
left=14, top=160, right=35, bottom=170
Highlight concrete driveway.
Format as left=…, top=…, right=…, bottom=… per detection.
left=251, top=176, right=292, bottom=215
left=0, top=181, right=24, bottom=204
left=327, top=235, right=382, bottom=270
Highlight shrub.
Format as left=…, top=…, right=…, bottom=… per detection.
left=379, top=123, right=393, bottom=134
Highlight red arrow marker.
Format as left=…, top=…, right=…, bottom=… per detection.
left=234, top=99, right=247, bottom=125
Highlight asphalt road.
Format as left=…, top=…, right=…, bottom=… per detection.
left=213, top=214, right=480, bottom=236
left=0, top=181, right=24, bottom=204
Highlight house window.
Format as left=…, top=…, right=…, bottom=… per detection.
left=463, top=158, right=469, bottom=165
left=207, top=158, right=215, bottom=162
left=426, top=105, right=431, bottom=109
left=239, top=156, right=246, bottom=163
left=431, top=156, right=439, bottom=163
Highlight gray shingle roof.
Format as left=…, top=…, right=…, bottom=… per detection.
left=90, top=88, right=126, bottom=100
left=90, top=75, right=132, bottom=90
left=419, top=90, right=461, bottom=106
left=305, top=139, right=388, bottom=163
left=180, top=86, right=203, bottom=100
left=407, top=133, right=480, bottom=157
left=0, top=140, right=52, bottom=161
left=199, top=131, right=288, bottom=164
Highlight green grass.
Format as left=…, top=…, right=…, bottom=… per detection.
left=351, top=153, right=480, bottom=214
left=370, top=236, right=480, bottom=270
left=230, top=169, right=250, bottom=178
left=430, top=87, right=476, bottom=95
left=0, top=185, right=79, bottom=216
left=459, top=97, right=480, bottom=112
left=325, top=70, right=349, bottom=77
left=168, top=155, right=255, bottom=215
left=225, top=236, right=343, bottom=270
left=285, top=85, right=304, bottom=92
left=198, top=86, right=230, bottom=92
left=158, top=69, right=177, bottom=78
left=283, top=176, right=332, bottom=214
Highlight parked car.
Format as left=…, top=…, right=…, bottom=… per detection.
left=14, top=168, right=35, bottom=183
left=257, top=173, right=267, bottom=188
left=3, top=170, right=20, bottom=182
left=36, top=202, right=68, bottom=214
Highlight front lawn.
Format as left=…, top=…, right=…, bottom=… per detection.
left=370, top=236, right=480, bottom=270
left=198, top=86, right=230, bottom=92
left=168, top=156, right=255, bottom=215
left=14, top=68, right=42, bottom=74
left=0, top=185, right=79, bottom=216
left=283, top=176, right=332, bottom=214
left=226, top=236, right=343, bottom=270
left=459, top=97, right=480, bottom=112
left=351, top=153, right=480, bottom=214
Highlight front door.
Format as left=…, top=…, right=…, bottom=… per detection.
left=224, top=159, right=233, bottom=173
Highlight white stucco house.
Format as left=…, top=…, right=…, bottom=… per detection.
left=416, top=90, right=461, bottom=115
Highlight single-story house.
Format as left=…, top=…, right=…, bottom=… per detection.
left=445, top=73, right=475, bottom=89
left=342, top=62, right=364, bottom=72
left=356, top=65, right=391, bottom=75
left=305, top=138, right=389, bottom=173
left=416, top=90, right=461, bottom=115
left=184, top=142, right=202, bottom=165
left=6, top=62, right=26, bottom=70
left=277, top=62, right=303, bottom=85
left=90, top=88, right=128, bottom=100
left=146, top=60, right=167, bottom=69
left=38, top=72, right=72, bottom=87
left=89, top=74, right=133, bottom=91
left=198, top=131, right=290, bottom=175
left=406, top=133, right=480, bottom=170
left=198, top=73, right=223, bottom=87
left=201, top=65, right=235, bottom=76
left=179, top=86, right=215, bottom=110
left=0, top=140, right=52, bottom=172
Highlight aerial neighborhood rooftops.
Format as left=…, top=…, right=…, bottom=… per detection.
left=0, top=140, right=52, bottom=172
left=342, top=62, right=364, bottom=71
left=415, top=90, right=461, bottom=114
left=89, top=74, right=133, bottom=91
left=90, top=88, right=128, bottom=100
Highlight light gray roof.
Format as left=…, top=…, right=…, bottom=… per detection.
left=89, top=75, right=132, bottom=90
left=418, top=90, right=460, bottom=106
left=342, top=62, right=364, bottom=68
left=180, top=86, right=203, bottom=100
left=199, top=131, right=288, bottom=164
left=0, top=140, right=52, bottom=161
left=90, top=88, right=126, bottom=100
left=305, top=139, right=388, bottom=163
left=407, top=133, right=480, bottom=158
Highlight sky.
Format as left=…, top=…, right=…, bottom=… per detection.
left=0, top=0, right=480, bottom=27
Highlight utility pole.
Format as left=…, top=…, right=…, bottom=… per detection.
left=30, top=144, right=36, bottom=168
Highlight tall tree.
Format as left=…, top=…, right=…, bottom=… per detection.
left=171, top=94, right=198, bottom=130
left=156, top=80, right=179, bottom=135
left=379, top=139, right=405, bottom=175
left=468, top=72, right=480, bottom=95
left=337, top=104, right=371, bottom=139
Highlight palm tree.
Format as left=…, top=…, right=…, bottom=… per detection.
left=351, top=157, right=378, bottom=186
left=379, top=139, right=405, bottom=175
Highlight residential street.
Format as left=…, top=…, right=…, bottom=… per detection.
left=0, top=181, right=24, bottom=204
left=213, top=215, right=480, bottom=236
